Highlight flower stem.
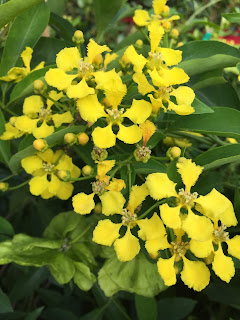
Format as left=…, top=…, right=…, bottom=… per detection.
left=138, top=200, right=166, bottom=219
left=8, top=179, right=30, bottom=191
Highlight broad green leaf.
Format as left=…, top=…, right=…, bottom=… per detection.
left=12, top=234, right=62, bottom=251
left=8, top=125, right=85, bottom=173
left=179, top=41, right=240, bottom=76
left=25, top=307, right=45, bottom=320
left=134, top=159, right=166, bottom=174
left=49, top=13, right=75, bottom=43
left=223, top=13, right=240, bottom=25
left=195, top=144, right=240, bottom=170
left=46, top=0, right=66, bottom=15
left=98, top=251, right=166, bottom=297
left=0, top=217, right=14, bottom=236
left=18, top=135, right=35, bottom=151
left=157, top=297, right=197, bottom=320
left=0, top=289, right=13, bottom=313
left=0, top=0, right=43, bottom=29
left=73, top=262, right=96, bottom=291
left=0, top=109, right=10, bottom=165
left=191, top=97, right=214, bottom=114
left=191, top=69, right=226, bottom=91
left=169, top=107, right=240, bottom=139
left=49, top=253, right=75, bottom=284
left=205, top=282, right=240, bottom=308
left=147, top=131, right=166, bottom=148
left=135, top=295, right=157, bottom=320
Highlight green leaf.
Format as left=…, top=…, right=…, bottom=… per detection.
left=93, top=0, right=126, bottom=42
left=98, top=251, right=166, bottom=297
left=0, top=0, right=43, bottom=29
left=205, top=282, right=240, bottom=308
left=0, top=109, right=10, bottom=165
left=49, top=13, right=75, bottom=43
left=49, top=253, right=75, bottom=284
left=179, top=41, right=240, bottom=76
left=191, top=97, right=214, bottom=114
left=191, top=69, right=227, bottom=91
left=157, top=297, right=197, bottom=320
left=135, top=295, right=157, bottom=320
left=169, top=107, right=240, bottom=139
left=195, top=144, right=240, bottom=170
left=0, top=289, right=13, bottom=313
left=25, top=307, right=45, bottom=320
left=223, top=13, right=240, bottom=25
left=0, top=2, right=50, bottom=78
left=134, top=159, right=166, bottom=174
left=8, top=125, right=85, bottom=173
left=73, top=262, right=96, bottom=291
left=0, top=217, right=14, bottom=236
left=46, top=0, right=66, bottom=15
left=147, top=131, right=166, bottom=148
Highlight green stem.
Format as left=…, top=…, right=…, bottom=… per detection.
left=127, top=164, right=132, bottom=194
left=208, top=135, right=228, bottom=146
left=70, top=224, right=93, bottom=244
left=162, top=32, right=169, bottom=48
left=138, top=200, right=166, bottom=220
left=8, top=179, right=30, bottom=191
left=151, top=156, right=168, bottom=161
left=69, top=175, right=95, bottom=182
left=0, top=174, right=15, bottom=182
left=42, top=93, right=68, bottom=112
left=139, top=27, right=150, bottom=43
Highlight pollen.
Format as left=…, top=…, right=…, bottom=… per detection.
left=177, top=188, right=198, bottom=207
left=213, top=224, right=230, bottom=244
left=121, top=209, right=137, bottom=228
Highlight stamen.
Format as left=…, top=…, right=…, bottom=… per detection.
left=42, top=162, right=55, bottom=172
left=178, top=188, right=198, bottom=207
left=213, top=224, right=229, bottom=244
left=39, top=108, right=52, bottom=120
left=121, top=208, right=137, bottom=227
left=170, top=240, right=189, bottom=262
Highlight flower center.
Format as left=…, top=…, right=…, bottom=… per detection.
left=39, top=108, right=52, bottom=121
left=121, top=209, right=137, bottom=228
left=213, top=224, right=229, bottom=244
left=154, top=86, right=172, bottom=101
left=170, top=240, right=189, bottom=262
left=42, top=162, right=55, bottom=173
left=151, top=14, right=162, bottom=20
left=177, top=188, right=198, bottom=208
left=106, top=108, right=124, bottom=125
left=92, top=181, right=106, bottom=196
left=79, top=60, right=94, bottom=79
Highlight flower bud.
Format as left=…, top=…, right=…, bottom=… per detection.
left=170, top=28, right=179, bottom=39
left=64, top=133, right=77, bottom=145
left=177, top=157, right=187, bottom=164
left=167, top=146, right=181, bottom=160
left=135, top=39, right=143, bottom=50
left=0, top=182, right=8, bottom=191
left=102, top=97, right=111, bottom=108
left=133, top=145, right=151, bottom=163
left=77, top=132, right=89, bottom=146
left=34, top=80, right=46, bottom=94
left=162, top=5, right=170, bottom=17
left=57, top=170, right=72, bottom=181
left=162, top=20, right=171, bottom=30
left=177, top=42, right=184, bottom=48
left=33, top=139, right=48, bottom=152
left=94, top=202, right=102, bottom=214
left=82, top=165, right=93, bottom=176
left=119, top=53, right=131, bottom=70
left=72, top=30, right=84, bottom=44
left=92, top=54, right=103, bottom=66
left=91, top=146, right=108, bottom=161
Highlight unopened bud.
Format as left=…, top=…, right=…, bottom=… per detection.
left=82, top=165, right=93, bottom=176
left=72, top=30, right=84, bottom=44
left=167, top=146, right=181, bottom=160
left=33, top=139, right=47, bottom=152
left=162, top=20, right=171, bottom=30
left=64, top=133, right=76, bottom=145
left=94, top=202, right=102, bottom=214
left=162, top=5, right=170, bottom=17
left=177, top=42, right=184, bottom=47
left=119, top=53, right=131, bottom=70
left=170, top=28, right=179, bottom=39
left=0, top=182, right=8, bottom=191
left=135, top=39, right=143, bottom=50
left=102, top=97, right=111, bottom=108
left=91, top=146, right=108, bottom=161
left=134, top=145, right=151, bottom=163
left=77, top=132, right=89, bottom=146
left=177, top=157, right=187, bottom=164
left=57, top=170, right=71, bottom=181
left=34, top=80, right=46, bottom=94
left=92, top=54, right=103, bottom=66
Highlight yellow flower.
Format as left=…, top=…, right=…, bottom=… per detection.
left=21, top=149, right=80, bottom=200
left=0, top=47, right=44, bottom=83
left=92, top=184, right=149, bottom=261
left=0, top=120, right=24, bottom=140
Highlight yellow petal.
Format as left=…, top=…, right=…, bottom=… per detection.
left=100, top=191, right=125, bottom=216
left=160, top=204, right=182, bottom=229
left=51, top=111, right=74, bottom=128
left=157, top=256, right=176, bottom=286
left=23, top=95, right=43, bottom=114
left=195, top=188, right=237, bottom=227
left=70, top=165, right=81, bottom=179
left=168, top=100, right=194, bottom=116
left=97, top=160, right=115, bottom=181
left=157, top=47, right=182, bottom=66
left=14, top=116, right=38, bottom=134
left=227, top=235, right=240, bottom=260
left=47, top=90, right=64, bottom=109
left=56, top=181, right=74, bottom=200
left=92, top=220, right=121, bottom=246
left=114, top=228, right=140, bottom=261
left=133, top=9, right=150, bottom=26
left=104, top=53, right=118, bottom=68
left=56, top=47, right=81, bottom=71
left=29, top=175, right=49, bottom=196
left=148, top=68, right=169, bottom=87
left=48, top=174, right=61, bottom=195
left=92, top=124, right=116, bottom=149
left=87, top=39, right=111, bottom=64
left=148, top=94, right=166, bottom=113
left=45, top=68, right=76, bottom=91
left=148, top=20, right=165, bottom=52
left=107, top=178, right=126, bottom=192
left=124, top=99, right=152, bottom=124
left=37, top=149, right=54, bottom=163
left=76, top=94, right=106, bottom=123
left=0, top=123, right=23, bottom=140
left=182, top=209, right=214, bottom=242
left=117, top=124, right=142, bottom=144
left=32, top=121, right=54, bottom=139
left=32, top=61, right=45, bottom=72
left=212, top=245, right=235, bottom=283
left=140, top=120, right=156, bottom=145
left=146, top=173, right=178, bottom=200
left=128, top=184, right=149, bottom=213
left=41, top=189, right=54, bottom=199
left=72, top=193, right=95, bottom=215
left=54, top=152, right=73, bottom=171
left=133, top=73, right=155, bottom=95
left=0, top=67, right=27, bottom=82
left=160, top=67, right=189, bottom=86
left=190, top=239, right=214, bottom=258
left=66, top=78, right=95, bottom=99
left=171, top=86, right=195, bottom=106
left=176, top=158, right=203, bottom=192
left=21, top=155, right=43, bottom=174
left=153, top=0, right=167, bottom=15
left=137, top=212, right=166, bottom=241
left=21, top=47, right=33, bottom=71
left=181, top=257, right=210, bottom=291
left=145, top=236, right=170, bottom=258
left=124, top=45, right=147, bottom=73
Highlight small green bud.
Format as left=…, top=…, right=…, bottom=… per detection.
left=133, top=145, right=151, bottom=163
left=91, top=146, right=108, bottom=161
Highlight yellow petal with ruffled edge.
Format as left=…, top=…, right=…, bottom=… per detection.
left=48, top=174, right=61, bottom=195
left=32, top=121, right=54, bottom=139
left=14, top=116, right=38, bottom=134
left=114, top=228, right=140, bottom=261
left=140, top=120, right=156, bottom=145
left=0, top=123, right=23, bottom=140
left=72, top=192, right=95, bottom=214
left=195, top=188, right=237, bottom=227
left=21, top=47, right=33, bottom=71
left=160, top=204, right=182, bottom=229
left=146, top=173, right=178, bottom=200
left=117, top=124, right=142, bottom=144
left=146, top=236, right=170, bottom=258
left=157, top=256, right=176, bottom=286
left=133, top=9, right=150, bottom=26
left=128, top=184, right=149, bottom=213
left=92, top=219, right=121, bottom=246
left=153, top=0, right=167, bottom=15
left=148, top=68, right=169, bottom=87
left=176, top=158, right=203, bottom=192
left=157, top=47, right=182, bottom=66
left=32, top=61, right=45, bottom=72
left=54, top=152, right=72, bottom=170
left=92, top=124, right=116, bottom=149
left=133, top=73, right=156, bottom=95
left=77, top=94, right=106, bottom=123
left=227, top=235, right=240, bottom=260
left=23, top=95, right=43, bottom=115
left=149, top=20, right=165, bottom=52
left=104, top=53, right=118, bottom=68
left=87, top=39, right=111, bottom=64
left=21, top=155, right=43, bottom=174
left=29, top=174, right=49, bottom=196
left=97, top=160, right=115, bottom=181
left=106, top=178, right=126, bottom=192
left=56, top=47, right=81, bottom=72
left=56, top=181, right=74, bottom=200
left=47, top=90, right=64, bottom=109
left=181, top=257, right=210, bottom=291
left=182, top=209, right=213, bottom=242
left=160, top=67, right=189, bottom=86
left=124, top=99, right=152, bottom=124
left=148, top=94, right=166, bottom=113
left=66, top=78, right=95, bottom=99
left=51, top=111, right=74, bottom=128
left=137, top=212, right=166, bottom=241
left=190, top=239, right=213, bottom=258
left=212, top=245, right=235, bottom=283
left=37, top=149, right=54, bottom=163
left=0, top=67, right=27, bottom=82
left=100, top=190, right=125, bottom=216
left=168, top=101, right=194, bottom=116
left=124, top=45, right=147, bottom=73
left=71, top=165, right=81, bottom=179
left=171, top=86, right=195, bottom=106
left=45, top=68, right=76, bottom=91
